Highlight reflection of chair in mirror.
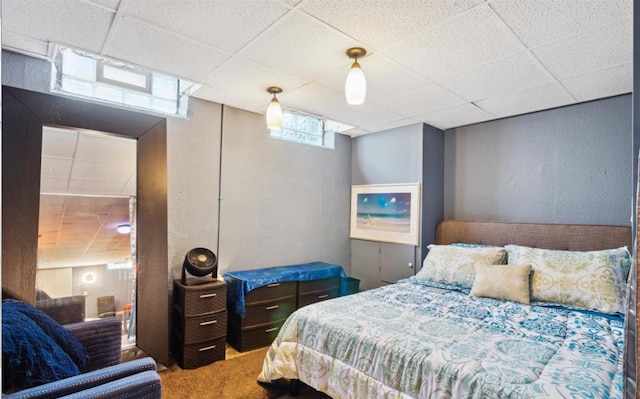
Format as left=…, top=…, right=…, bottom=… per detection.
left=97, top=295, right=116, bottom=318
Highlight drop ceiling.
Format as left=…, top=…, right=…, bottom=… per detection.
left=1, top=0, right=632, bottom=136
left=38, top=126, right=136, bottom=269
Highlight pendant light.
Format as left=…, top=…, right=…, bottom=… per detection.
left=266, top=86, right=283, bottom=129
left=345, top=47, right=367, bottom=105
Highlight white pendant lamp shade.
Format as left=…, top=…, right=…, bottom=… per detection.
left=345, top=47, right=367, bottom=105
left=345, top=61, right=366, bottom=105
left=266, top=86, right=283, bottom=129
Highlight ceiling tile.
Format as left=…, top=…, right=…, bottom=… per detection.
left=1, top=31, right=50, bottom=57
left=68, top=179, right=128, bottom=196
left=435, top=52, right=551, bottom=101
left=474, top=81, right=575, bottom=119
left=416, top=103, right=495, bottom=130
left=194, top=86, right=268, bottom=115
left=86, top=0, right=121, bottom=11
left=71, top=160, right=134, bottom=181
left=561, top=63, right=632, bottom=102
left=42, top=128, right=78, bottom=158
left=363, top=119, right=420, bottom=134
left=197, top=56, right=306, bottom=113
left=240, top=11, right=359, bottom=81
left=280, top=83, right=349, bottom=117
left=315, top=53, right=428, bottom=102
left=41, top=177, right=70, bottom=194
left=106, top=16, right=231, bottom=81
left=326, top=103, right=404, bottom=130
left=75, top=133, right=136, bottom=164
left=490, top=0, right=632, bottom=48
left=300, top=0, right=483, bottom=50
left=382, top=4, right=523, bottom=80
left=41, top=157, right=73, bottom=179
left=3, top=0, right=115, bottom=53
left=372, top=81, right=465, bottom=117
left=533, top=18, right=632, bottom=79
left=123, top=0, right=291, bottom=53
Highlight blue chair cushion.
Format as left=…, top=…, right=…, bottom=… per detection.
left=2, top=299, right=89, bottom=392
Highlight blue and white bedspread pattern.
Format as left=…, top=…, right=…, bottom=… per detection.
left=258, top=278, right=624, bottom=399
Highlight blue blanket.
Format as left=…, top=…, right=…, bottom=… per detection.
left=2, top=300, right=89, bottom=392
left=224, top=261, right=347, bottom=317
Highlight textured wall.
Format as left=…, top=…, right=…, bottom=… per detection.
left=166, top=98, right=222, bottom=283
left=217, top=106, right=352, bottom=276
left=444, top=95, right=632, bottom=226
left=350, top=123, right=424, bottom=289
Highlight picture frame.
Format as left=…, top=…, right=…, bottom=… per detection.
left=350, top=183, right=421, bottom=246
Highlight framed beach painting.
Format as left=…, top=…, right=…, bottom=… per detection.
left=350, top=183, right=421, bottom=246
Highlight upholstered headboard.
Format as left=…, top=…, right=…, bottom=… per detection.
left=436, top=220, right=632, bottom=251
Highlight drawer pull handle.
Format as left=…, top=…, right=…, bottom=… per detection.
left=198, top=345, right=216, bottom=352
left=199, top=293, right=217, bottom=298
left=318, top=294, right=329, bottom=299
left=200, top=320, right=218, bottom=326
left=266, top=305, right=279, bottom=310
left=265, top=327, right=279, bottom=333
left=267, top=283, right=280, bottom=288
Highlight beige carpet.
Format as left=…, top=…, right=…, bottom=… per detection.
left=159, top=347, right=330, bottom=399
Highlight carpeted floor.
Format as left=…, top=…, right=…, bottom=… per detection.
left=159, top=347, right=330, bottom=399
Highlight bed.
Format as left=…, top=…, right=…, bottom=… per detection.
left=257, top=221, right=633, bottom=398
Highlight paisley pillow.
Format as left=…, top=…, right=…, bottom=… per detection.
left=505, top=245, right=631, bottom=314
left=416, top=244, right=508, bottom=289
left=470, top=264, right=532, bottom=304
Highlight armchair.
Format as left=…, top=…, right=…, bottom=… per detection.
left=2, top=315, right=162, bottom=398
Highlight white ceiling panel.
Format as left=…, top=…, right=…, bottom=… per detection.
left=68, top=179, right=129, bottom=196
left=382, top=4, right=523, bottom=80
left=300, top=0, right=483, bottom=51
left=372, top=82, right=466, bottom=118
left=198, top=56, right=306, bottom=109
left=123, top=0, right=291, bottom=53
left=75, top=134, right=136, bottom=164
left=561, top=63, right=633, bottom=102
left=2, top=31, right=50, bottom=57
left=3, top=0, right=114, bottom=54
left=42, top=128, right=78, bottom=158
left=363, top=119, right=422, bottom=135
left=71, top=160, right=135, bottom=182
left=240, top=11, right=358, bottom=81
left=533, top=18, right=632, bottom=80
left=105, top=16, right=231, bottom=81
left=2, top=0, right=633, bottom=135
left=417, top=103, right=495, bottom=130
left=315, top=53, right=428, bottom=102
left=490, top=0, right=632, bottom=48
left=41, top=157, right=74, bottom=179
left=436, top=52, right=552, bottom=102
left=40, top=177, right=70, bottom=194
left=327, top=103, right=404, bottom=130
left=475, top=81, right=575, bottom=119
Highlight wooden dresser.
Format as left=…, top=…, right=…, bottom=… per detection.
left=172, top=279, right=227, bottom=369
left=225, top=262, right=348, bottom=352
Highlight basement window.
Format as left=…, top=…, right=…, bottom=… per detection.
left=270, top=110, right=353, bottom=149
left=52, top=46, right=197, bottom=117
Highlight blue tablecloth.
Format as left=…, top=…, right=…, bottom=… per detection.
left=224, top=261, right=348, bottom=317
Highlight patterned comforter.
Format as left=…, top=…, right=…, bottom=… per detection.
left=258, top=278, right=624, bottom=399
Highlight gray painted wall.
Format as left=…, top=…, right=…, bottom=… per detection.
left=444, top=95, right=632, bottom=226
left=218, top=106, right=351, bottom=275
left=351, top=123, right=424, bottom=289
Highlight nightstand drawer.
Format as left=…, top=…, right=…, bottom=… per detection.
left=174, top=280, right=226, bottom=317
left=175, top=310, right=227, bottom=344
left=227, top=318, right=286, bottom=352
left=239, top=297, right=295, bottom=327
left=172, top=336, right=225, bottom=370
left=298, top=287, right=340, bottom=308
left=298, top=277, right=341, bottom=294
left=245, top=281, right=296, bottom=304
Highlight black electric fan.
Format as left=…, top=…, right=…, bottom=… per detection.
left=181, top=247, right=218, bottom=285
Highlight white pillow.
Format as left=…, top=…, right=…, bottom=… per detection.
left=416, top=244, right=508, bottom=289
left=505, top=245, right=631, bottom=314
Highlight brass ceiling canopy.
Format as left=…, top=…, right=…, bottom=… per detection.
left=266, top=86, right=283, bottom=95
left=346, top=47, right=367, bottom=60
